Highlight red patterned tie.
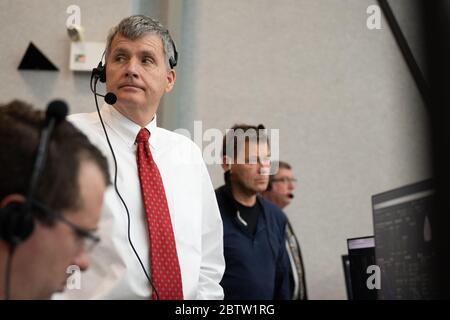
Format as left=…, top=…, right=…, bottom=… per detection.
left=135, top=128, right=183, bottom=300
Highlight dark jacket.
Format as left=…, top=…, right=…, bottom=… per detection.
left=215, top=184, right=290, bottom=300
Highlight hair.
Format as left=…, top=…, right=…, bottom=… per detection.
left=105, top=15, right=176, bottom=69
left=0, top=100, right=110, bottom=225
left=269, top=161, right=292, bottom=183
left=222, top=123, right=270, bottom=161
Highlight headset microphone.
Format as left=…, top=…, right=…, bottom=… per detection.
left=94, top=91, right=117, bottom=105
left=104, top=92, right=117, bottom=105
left=288, top=193, right=294, bottom=199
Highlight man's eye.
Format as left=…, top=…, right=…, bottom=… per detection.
left=114, top=55, right=126, bottom=62
left=142, top=57, right=154, bottom=64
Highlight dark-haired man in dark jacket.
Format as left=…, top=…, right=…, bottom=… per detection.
left=216, top=124, right=290, bottom=300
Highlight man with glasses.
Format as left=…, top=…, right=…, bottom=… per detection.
left=262, top=161, right=308, bottom=300
left=0, top=100, right=110, bottom=299
left=216, top=124, right=290, bottom=299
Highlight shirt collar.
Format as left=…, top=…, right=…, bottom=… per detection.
left=100, top=104, right=158, bottom=150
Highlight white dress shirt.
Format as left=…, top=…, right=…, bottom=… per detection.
left=55, top=104, right=225, bottom=299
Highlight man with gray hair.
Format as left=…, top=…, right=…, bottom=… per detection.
left=57, top=15, right=225, bottom=300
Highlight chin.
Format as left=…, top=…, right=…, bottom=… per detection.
left=255, top=186, right=268, bottom=194
left=115, top=93, right=142, bottom=104
left=117, top=98, right=141, bottom=108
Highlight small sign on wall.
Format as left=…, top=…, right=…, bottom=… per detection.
left=69, top=42, right=105, bottom=72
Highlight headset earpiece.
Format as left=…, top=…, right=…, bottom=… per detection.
left=93, top=61, right=106, bottom=83
left=92, top=50, right=107, bottom=83
left=99, top=63, right=106, bottom=83
left=169, top=39, right=178, bottom=69
left=0, top=202, right=35, bottom=246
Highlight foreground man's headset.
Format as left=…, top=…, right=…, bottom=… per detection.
left=0, top=100, right=68, bottom=300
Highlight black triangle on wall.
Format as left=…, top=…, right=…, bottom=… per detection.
left=18, top=42, right=58, bottom=71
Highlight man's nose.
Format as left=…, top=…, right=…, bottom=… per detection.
left=288, top=180, right=295, bottom=190
left=72, top=250, right=90, bottom=272
left=259, top=162, right=271, bottom=175
left=124, top=59, right=139, bottom=78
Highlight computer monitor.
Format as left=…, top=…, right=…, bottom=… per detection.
left=346, top=236, right=377, bottom=300
left=372, top=179, right=436, bottom=299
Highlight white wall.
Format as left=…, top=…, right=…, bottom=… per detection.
left=169, top=0, right=431, bottom=299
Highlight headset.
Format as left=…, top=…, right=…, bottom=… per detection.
left=0, top=100, right=68, bottom=299
left=0, top=201, right=35, bottom=250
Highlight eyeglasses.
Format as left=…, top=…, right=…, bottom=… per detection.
left=31, top=200, right=100, bottom=252
left=271, top=177, right=298, bottom=184
left=57, top=214, right=100, bottom=253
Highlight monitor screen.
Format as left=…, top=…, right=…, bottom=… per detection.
left=372, top=179, right=436, bottom=299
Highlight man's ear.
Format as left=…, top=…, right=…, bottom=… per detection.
left=165, top=69, right=176, bottom=93
left=0, top=194, right=26, bottom=208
